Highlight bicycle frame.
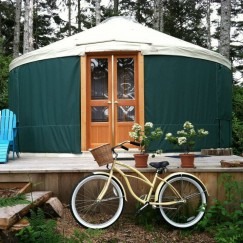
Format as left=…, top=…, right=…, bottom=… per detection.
left=96, top=159, right=198, bottom=207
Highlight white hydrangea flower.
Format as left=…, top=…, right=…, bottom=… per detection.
left=178, top=137, right=187, bottom=145
left=129, top=132, right=139, bottom=140
left=132, top=123, right=141, bottom=132
left=190, top=129, right=196, bottom=135
left=165, top=133, right=172, bottom=140
left=177, top=130, right=187, bottom=135
left=144, top=122, right=153, bottom=128
left=198, top=129, right=209, bottom=135
left=183, top=121, right=194, bottom=129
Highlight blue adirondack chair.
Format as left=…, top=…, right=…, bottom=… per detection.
left=0, top=109, right=19, bottom=163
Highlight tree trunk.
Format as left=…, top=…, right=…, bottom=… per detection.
left=77, top=0, right=81, bottom=32
left=219, top=0, right=231, bottom=59
left=95, top=0, right=101, bottom=25
left=29, top=0, right=33, bottom=51
left=23, top=0, right=34, bottom=54
left=114, top=0, right=119, bottom=16
left=13, top=0, right=22, bottom=58
left=153, top=0, right=164, bottom=32
left=23, top=0, right=29, bottom=54
left=68, top=0, right=71, bottom=36
left=206, top=0, right=211, bottom=49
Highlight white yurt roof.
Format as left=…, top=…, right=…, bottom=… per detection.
left=9, top=16, right=231, bottom=71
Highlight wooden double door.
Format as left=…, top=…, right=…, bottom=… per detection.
left=86, top=53, right=141, bottom=149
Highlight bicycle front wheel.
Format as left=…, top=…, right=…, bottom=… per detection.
left=158, top=174, right=207, bottom=228
left=70, top=174, right=124, bottom=229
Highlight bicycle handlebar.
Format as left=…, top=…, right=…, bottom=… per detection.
left=130, top=141, right=141, bottom=146
left=111, top=141, right=141, bottom=157
left=121, top=145, right=129, bottom=151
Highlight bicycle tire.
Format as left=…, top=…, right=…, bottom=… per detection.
left=70, top=174, right=124, bottom=229
left=158, top=174, right=207, bottom=228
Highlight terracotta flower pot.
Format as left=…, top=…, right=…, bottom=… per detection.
left=179, top=154, right=195, bottom=168
left=134, top=153, right=149, bottom=168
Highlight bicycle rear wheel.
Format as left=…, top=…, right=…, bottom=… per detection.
left=70, top=174, right=124, bottom=229
left=158, top=174, right=207, bottom=228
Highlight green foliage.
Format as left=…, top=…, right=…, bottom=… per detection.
left=232, top=113, right=243, bottom=155
left=233, top=85, right=243, bottom=121
left=16, top=207, right=103, bottom=243
left=232, top=85, right=243, bottom=155
left=0, top=194, right=30, bottom=207
left=135, top=202, right=162, bottom=231
left=16, top=208, right=63, bottom=243
left=0, top=39, right=11, bottom=109
left=0, top=1, right=15, bottom=55
left=129, top=122, right=163, bottom=153
left=65, top=228, right=103, bottom=243
left=196, top=174, right=243, bottom=243
left=165, top=121, right=208, bottom=153
left=163, top=0, right=207, bottom=47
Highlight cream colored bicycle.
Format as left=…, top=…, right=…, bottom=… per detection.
left=70, top=141, right=208, bottom=229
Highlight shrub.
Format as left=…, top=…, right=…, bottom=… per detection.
left=196, top=174, right=243, bottom=243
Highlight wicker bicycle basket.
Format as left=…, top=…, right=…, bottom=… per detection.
left=90, top=143, right=114, bottom=166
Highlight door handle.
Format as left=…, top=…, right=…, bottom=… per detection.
left=107, top=101, right=118, bottom=104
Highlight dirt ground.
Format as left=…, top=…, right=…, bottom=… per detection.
left=56, top=205, right=216, bottom=243
left=0, top=195, right=215, bottom=243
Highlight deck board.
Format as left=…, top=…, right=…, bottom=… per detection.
left=1, top=152, right=243, bottom=173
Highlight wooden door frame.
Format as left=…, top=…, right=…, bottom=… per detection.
left=81, top=52, right=144, bottom=151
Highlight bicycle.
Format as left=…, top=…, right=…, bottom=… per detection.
left=70, top=141, right=208, bottom=229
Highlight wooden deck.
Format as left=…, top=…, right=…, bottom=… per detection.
left=0, top=151, right=243, bottom=211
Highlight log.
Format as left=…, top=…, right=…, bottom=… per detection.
left=0, top=191, right=53, bottom=230
left=10, top=218, right=30, bottom=231
left=220, top=160, right=243, bottom=167
left=43, top=197, right=63, bottom=217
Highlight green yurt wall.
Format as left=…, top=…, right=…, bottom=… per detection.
left=9, top=55, right=232, bottom=153
left=8, top=57, right=81, bottom=153
left=144, top=55, right=232, bottom=152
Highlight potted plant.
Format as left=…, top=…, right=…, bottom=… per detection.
left=129, top=122, right=163, bottom=168
left=165, top=121, right=209, bottom=168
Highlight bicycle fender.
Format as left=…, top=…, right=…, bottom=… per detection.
left=154, top=172, right=209, bottom=202
left=93, top=172, right=127, bottom=201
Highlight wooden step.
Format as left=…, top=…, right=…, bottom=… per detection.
left=0, top=191, right=53, bottom=230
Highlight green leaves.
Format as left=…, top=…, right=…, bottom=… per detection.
left=0, top=40, right=12, bottom=109
left=0, top=194, right=30, bottom=207
left=165, top=121, right=209, bottom=153
left=16, top=208, right=63, bottom=243
left=129, top=122, right=163, bottom=153
left=196, top=174, right=243, bottom=243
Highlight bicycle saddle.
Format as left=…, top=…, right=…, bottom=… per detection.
left=149, top=161, right=169, bottom=169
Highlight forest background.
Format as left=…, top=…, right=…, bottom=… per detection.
left=0, top=0, right=243, bottom=155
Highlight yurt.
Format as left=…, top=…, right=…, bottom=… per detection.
left=8, top=16, right=232, bottom=153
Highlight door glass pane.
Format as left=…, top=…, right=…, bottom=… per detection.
left=92, top=106, right=108, bottom=122
left=91, top=58, right=108, bottom=100
left=118, top=106, right=135, bottom=121
left=117, top=58, right=134, bottom=99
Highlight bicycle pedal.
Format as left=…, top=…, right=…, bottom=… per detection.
left=135, top=202, right=149, bottom=216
